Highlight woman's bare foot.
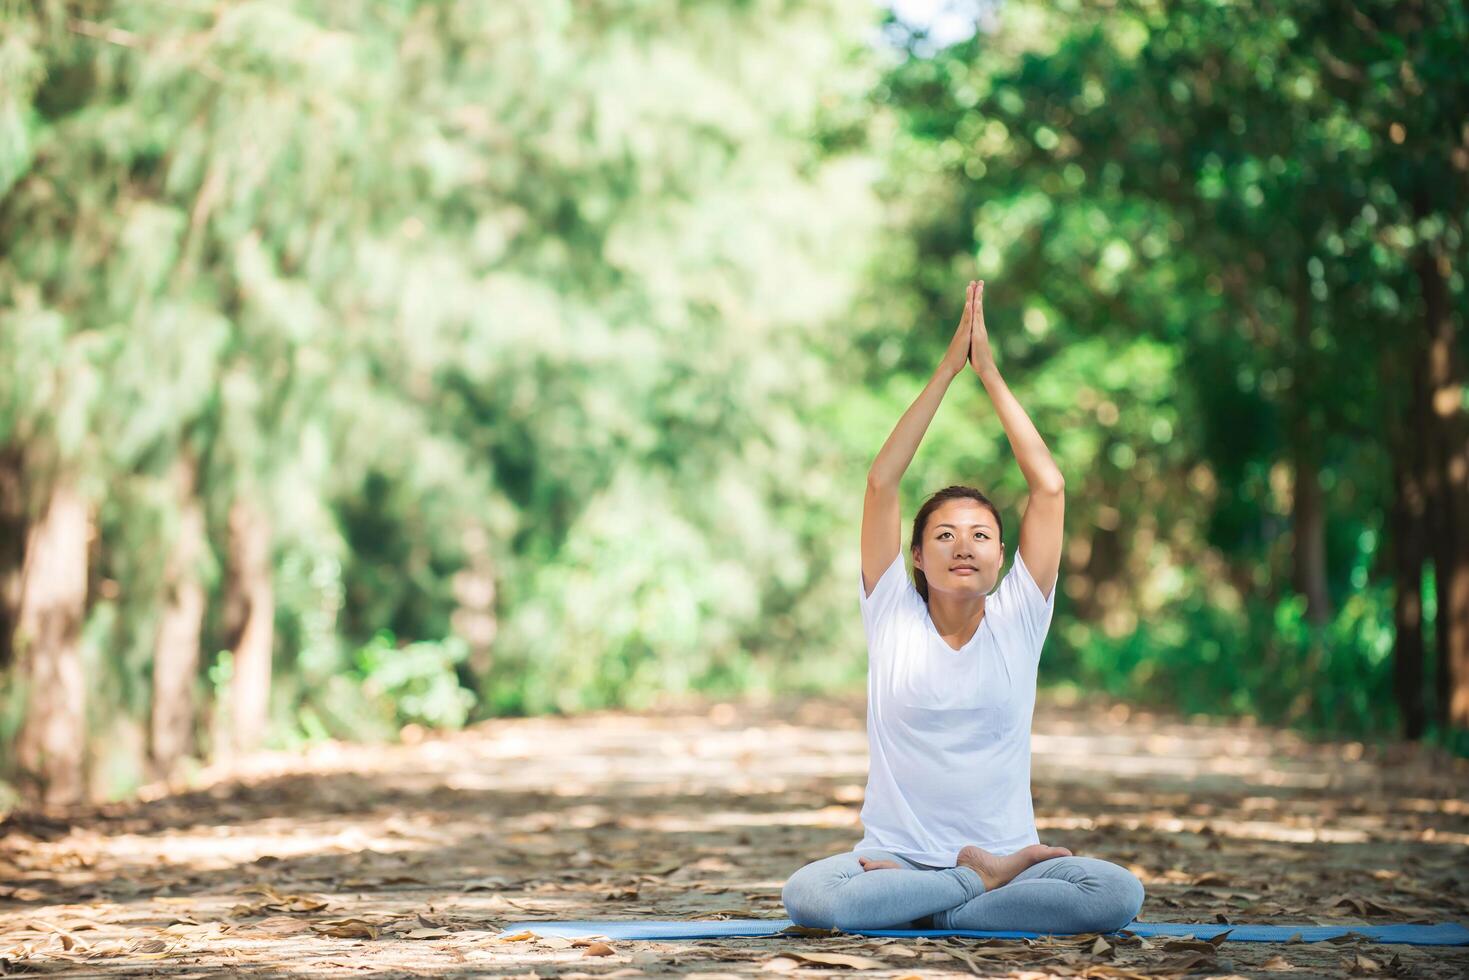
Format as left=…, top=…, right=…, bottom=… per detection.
left=955, top=843, right=1072, bottom=892
left=857, top=856, right=903, bottom=871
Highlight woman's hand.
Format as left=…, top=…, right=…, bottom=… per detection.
left=941, top=281, right=979, bottom=378
left=968, top=280, right=996, bottom=376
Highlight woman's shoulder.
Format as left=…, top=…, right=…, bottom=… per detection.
left=984, top=550, right=1057, bottom=653
left=860, top=555, right=925, bottom=632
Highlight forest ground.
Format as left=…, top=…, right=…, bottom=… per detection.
left=2, top=691, right=1467, bottom=979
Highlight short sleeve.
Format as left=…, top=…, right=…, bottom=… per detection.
left=993, top=548, right=1057, bottom=659
left=859, top=552, right=910, bottom=635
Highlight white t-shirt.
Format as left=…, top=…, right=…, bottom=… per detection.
left=853, top=548, right=1056, bottom=866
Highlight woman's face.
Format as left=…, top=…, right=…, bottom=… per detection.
left=912, top=498, right=1003, bottom=597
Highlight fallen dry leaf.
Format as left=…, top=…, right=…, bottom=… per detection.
left=1330, top=894, right=1410, bottom=918
left=310, top=918, right=380, bottom=940
left=0, top=887, right=46, bottom=902
left=780, top=924, right=838, bottom=938
left=1161, top=950, right=1218, bottom=972
left=1, top=694, right=1463, bottom=978
left=1349, top=952, right=1383, bottom=974
left=460, top=876, right=511, bottom=892
left=229, top=884, right=332, bottom=917
left=126, top=938, right=171, bottom=959
left=781, top=949, right=887, bottom=970
left=246, top=915, right=314, bottom=937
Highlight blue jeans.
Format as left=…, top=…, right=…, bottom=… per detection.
left=782, top=849, right=1144, bottom=934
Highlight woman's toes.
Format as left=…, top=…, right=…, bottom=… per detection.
left=858, top=857, right=902, bottom=871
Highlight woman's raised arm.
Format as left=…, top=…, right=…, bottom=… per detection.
left=967, top=281, right=1065, bottom=600
left=861, top=282, right=979, bottom=595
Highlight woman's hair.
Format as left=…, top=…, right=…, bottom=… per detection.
left=910, top=485, right=1004, bottom=602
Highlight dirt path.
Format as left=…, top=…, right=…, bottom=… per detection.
left=2, top=692, right=1467, bottom=978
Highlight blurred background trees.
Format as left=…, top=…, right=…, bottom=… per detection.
left=1, top=0, right=1464, bottom=806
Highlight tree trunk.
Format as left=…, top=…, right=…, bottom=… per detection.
left=222, top=498, right=274, bottom=755
left=1389, top=376, right=1428, bottom=738
left=1292, top=451, right=1331, bottom=626
left=13, top=480, right=90, bottom=805
left=1415, top=239, right=1469, bottom=730
left=0, top=447, right=26, bottom=672
left=450, top=524, right=499, bottom=678
left=148, top=455, right=207, bottom=781
left=1290, top=263, right=1331, bottom=626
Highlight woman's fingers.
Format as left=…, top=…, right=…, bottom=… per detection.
left=968, top=280, right=995, bottom=374
left=944, top=281, right=980, bottom=375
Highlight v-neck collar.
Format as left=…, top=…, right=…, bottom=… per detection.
left=924, top=605, right=989, bottom=653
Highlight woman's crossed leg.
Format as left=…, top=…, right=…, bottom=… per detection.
left=929, top=854, right=1144, bottom=934
left=781, top=850, right=984, bottom=931
left=783, top=847, right=1143, bottom=935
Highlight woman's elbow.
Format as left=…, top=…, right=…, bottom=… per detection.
left=1032, top=472, right=1065, bottom=496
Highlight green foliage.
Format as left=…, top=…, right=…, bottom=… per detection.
left=273, top=627, right=476, bottom=747
left=0, top=0, right=887, bottom=781
left=1053, top=585, right=1399, bottom=738
left=2, top=0, right=1466, bottom=805
left=864, top=0, right=1465, bottom=751
left=354, top=632, right=476, bottom=731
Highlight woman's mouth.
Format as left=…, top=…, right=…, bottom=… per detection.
left=951, top=566, right=977, bottom=575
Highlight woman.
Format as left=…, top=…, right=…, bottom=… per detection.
left=781, top=280, right=1144, bottom=934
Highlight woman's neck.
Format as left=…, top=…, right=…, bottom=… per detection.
left=926, top=592, right=987, bottom=645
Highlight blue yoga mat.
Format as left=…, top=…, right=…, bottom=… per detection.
left=502, top=918, right=1469, bottom=946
